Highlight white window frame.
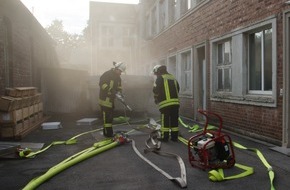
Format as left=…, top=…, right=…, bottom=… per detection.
left=168, top=0, right=177, bottom=24
left=145, top=13, right=151, bottom=39
left=217, top=40, right=232, bottom=92
left=151, top=6, right=157, bottom=36
left=100, top=24, right=114, bottom=48
left=122, top=26, right=135, bottom=48
left=168, top=55, right=177, bottom=77
left=178, top=49, right=193, bottom=96
left=159, top=0, right=166, bottom=32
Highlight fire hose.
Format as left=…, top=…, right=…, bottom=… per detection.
left=178, top=117, right=275, bottom=190
left=131, top=130, right=187, bottom=188
left=22, top=134, right=130, bottom=190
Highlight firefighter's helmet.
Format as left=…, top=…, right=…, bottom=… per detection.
left=152, top=65, right=162, bottom=74
left=114, top=62, right=126, bottom=72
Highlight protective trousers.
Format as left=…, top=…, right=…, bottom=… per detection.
left=160, top=106, right=179, bottom=141
left=101, top=106, right=113, bottom=137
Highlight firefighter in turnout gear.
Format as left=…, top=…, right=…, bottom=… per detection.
left=99, top=62, right=126, bottom=137
left=152, top=65, right=180, bottom=141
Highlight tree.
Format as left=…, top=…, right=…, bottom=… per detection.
left=46, top=19, right=85, bottom=47
left=45, top=19, right=86, bottom=64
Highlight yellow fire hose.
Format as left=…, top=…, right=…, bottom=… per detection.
left=22, top=135, right=128, bottom=190
left=178, top=117, right=275, bottom=190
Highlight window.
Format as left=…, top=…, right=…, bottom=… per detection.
left=187, top=0, right=192, bottom=9
left=217, top=40, right=232, bottom=91
left=101, top=25, right=114, bottom=48
left=169, top=0, right=177, bottom=24
left=159, top=0, right=166, bottom=31
left=210, top=18, right=276, bottom=107
left=249, top=28, right=272, bottom=94
left=151, top=7, right=157, bottom=36
left=190, top=0, right=205, bottom=9
left=122, top=27, right=134, bottom=48
left=180, top=50, right=192, bottom=94
left=145, top=14, right=150, bottom=39
left=168, top=56, right=177, bottom=77
left=180, top=0, right=189, bottom=15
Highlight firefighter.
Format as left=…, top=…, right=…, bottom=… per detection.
left=152, top=65, right=180, bottom=142
left=99, top=62, right=126, bottom=137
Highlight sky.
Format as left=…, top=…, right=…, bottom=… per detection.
left=20, top=0, right=139, bottom=34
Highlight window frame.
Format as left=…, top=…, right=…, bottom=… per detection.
left=210, top=17, right=277, bottom=107
left=247, top=27, right=273, bottom=95
left=100, top=24, right=114, bottom=48
left=216, top=40, right=232, bottom=92
left=159, top=0, right=166, bottom=31
left=167, top=55, right=177, bottom=77
left=122, top=26, right=135, bottom=48
left=178, top=49, right=193, bottom=96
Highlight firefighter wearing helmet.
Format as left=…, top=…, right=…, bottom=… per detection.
left=152, top=65, right=180, bottom=141
left=98, top=61, right=126, bottom=137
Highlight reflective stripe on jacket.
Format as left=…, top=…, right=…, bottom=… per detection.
left=153, top=73, right=180, bottom=109
left=98, top=69, right=122, bottom=108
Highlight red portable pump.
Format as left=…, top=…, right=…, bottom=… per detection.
left=188, top=109, right=235, bottom=170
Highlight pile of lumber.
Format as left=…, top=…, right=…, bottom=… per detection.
left=0, top=87, right=44, bottom=140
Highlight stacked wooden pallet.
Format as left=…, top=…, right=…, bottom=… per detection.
left=0, top=87, right=44, bottom=140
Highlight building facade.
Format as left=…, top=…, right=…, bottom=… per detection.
left=0, top=0, right=58, bottom=95
left=138, top=0, right=290, bottom=147
left=89, top=2, right=139, bottom=75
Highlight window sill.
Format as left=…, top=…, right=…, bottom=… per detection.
left=210, top=93, right=276, bottom=107
left=179, top=93, right=193, bottom=99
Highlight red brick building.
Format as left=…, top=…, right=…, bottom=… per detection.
left=139, top=0, right=290, bottom=148
left=0, top=0, right=58, bottom=95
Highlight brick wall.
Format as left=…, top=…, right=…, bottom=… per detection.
left=142, top=0, right=289, bottom=145
left=0, top=0, right=58, bottom=95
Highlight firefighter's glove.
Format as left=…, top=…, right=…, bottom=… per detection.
left=107, top=92, right=115, bottom=99
left=116, top=92, right=125, bottom=99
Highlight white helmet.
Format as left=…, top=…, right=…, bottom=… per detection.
left=152, top=65, right=162, bottom=74
left=114, top=62, right=126, bottom=72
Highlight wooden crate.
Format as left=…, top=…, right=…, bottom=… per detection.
left=5, top=87, right=38, bottom=98
left=34, top=93, right=42, bottom=104
left=33, top=104, right=39, bottom=113
left=14, top=87, right=36, bottom=97
left=29, top=105, right=35, bottom=116
left=0, top=109, right=23, bottom=124
left=0, top=123, right=23, bottom=138
left=29, top=114, right=36, bottom=124
left=5, top=88, right=23, bottom=97
left=0, top=96, right=22, bottom=112
left=38, top=102, right=43, bottom=112
left=23, top=119, right=30, bottom=131
left=22, top=107, right=29, bottom=119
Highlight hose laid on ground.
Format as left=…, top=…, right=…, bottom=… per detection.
left=19, top=129, right=97, bottom=158
left=131, top=130, right=187, bottom=188
left=19, top=116, right=132, bottom=158
left=233, top=142, right=275, bottom=190
left=22, top=135, right=129, bottom=190
left=178, top=117, right=275, bottom=190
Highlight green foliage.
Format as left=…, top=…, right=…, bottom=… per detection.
left=45, top=19, right=85, bottom=48
left=45, top=19, right=90, bottom=64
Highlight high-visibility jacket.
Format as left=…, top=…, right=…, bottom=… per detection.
left=98, top=69, right=122, bottom=108
left=153, top=73, right=180, bottom=110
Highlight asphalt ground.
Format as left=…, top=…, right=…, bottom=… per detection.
left=0, top=112, right=290, bottom=190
